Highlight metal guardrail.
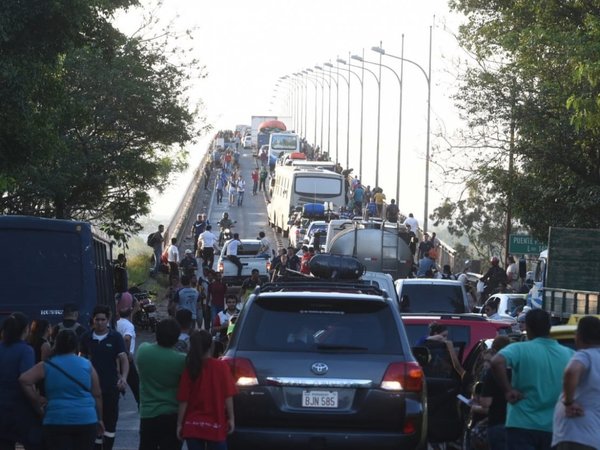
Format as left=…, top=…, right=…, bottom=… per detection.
left=545, top=287, right=600, bottom=319
left=165, top=149, right=212, bottom=245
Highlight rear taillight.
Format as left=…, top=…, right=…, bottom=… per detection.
left=218, top=262, right=224, bottom=272
left=266, top=260, right=271, bottom=271
left=381, top=362, right=423, bottom=392
left=222, top=356, right=258, bottom=386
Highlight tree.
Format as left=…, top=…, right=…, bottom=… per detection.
left=0, top=3, right=208, bottom=241
left=446, top=0, right=600, bottom=240
left=0, top=0, right=138, bottom=174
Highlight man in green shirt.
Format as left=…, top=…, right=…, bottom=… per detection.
left=491, top=309, right=574, bottom=450
left=136, top=318, right=186, bottom=450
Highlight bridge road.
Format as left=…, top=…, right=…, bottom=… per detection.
left=114, top=147, right=280, bottom=450
left=206, top=147, right=282, bottom=256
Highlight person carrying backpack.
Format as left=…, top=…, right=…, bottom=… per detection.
left=51, top=303, right=86, bottom=345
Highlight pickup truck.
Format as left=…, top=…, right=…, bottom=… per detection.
left=217, top=238, right=270, bottom=285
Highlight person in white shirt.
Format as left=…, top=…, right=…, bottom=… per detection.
left=167, top=237, right=179, bottom=279
left=226, top=233, right=243, bottom=277
left=116, top=308, right=139, bottom=408
left=198, top=225, right=218, bottom=269
left=403, top=213, right=419, bottom=233
left=506, top=256, right=520, bottom=291
left=257, top=231, right=272, bottom=259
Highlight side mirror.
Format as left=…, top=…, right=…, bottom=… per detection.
left=412, top=346, right=431, bottom=367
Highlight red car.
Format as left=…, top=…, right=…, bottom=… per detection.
left=402, top=313, right=513, bottom=445
left=402, top=313, right=512, bottom=364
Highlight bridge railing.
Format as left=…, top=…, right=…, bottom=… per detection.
left=165, top=148, right=213, bottom=245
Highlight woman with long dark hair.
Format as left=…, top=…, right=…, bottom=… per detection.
left=176, top=330, right=237, bottom=450
left=27, top=319, right=52, bottom=363
left=0, top=312, right=43, bottom=450
left=19, top=329, right=103, bottom=450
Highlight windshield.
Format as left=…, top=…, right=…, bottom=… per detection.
left=399, top=284, right=466, bottom=314
left=295, top=176, right=342, bottom=196
left=237, top=297, right=403, bottom=354
left=270, top=134, right=298, bottom=151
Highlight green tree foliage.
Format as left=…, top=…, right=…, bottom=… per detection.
left=448, top=0, right=600, bottom=239
left=0, top=2, right=207, bottom=241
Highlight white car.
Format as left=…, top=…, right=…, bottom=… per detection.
left=243, top=135, right=252, bottom=149
left=303, top=220, right=328, bottom=252
left=485, top=293, right=527, bottom=318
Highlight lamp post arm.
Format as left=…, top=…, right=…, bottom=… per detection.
left=383, top=53, right=429, bottom=85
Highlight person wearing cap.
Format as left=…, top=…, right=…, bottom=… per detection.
left=51, top=303, right=87, bottom=344
left=180, top=249, right=198, bottom=280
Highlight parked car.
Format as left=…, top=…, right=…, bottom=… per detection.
left=243, top=135, right=252, bottom=149
left=402, top=314, right=513, bottom=445
left=223, top=275, right=427, bottom=450
left=217, top=239, right=270, bottom=285
left=304, top=220, right=328, bottom=251
left=395, top=279, right=472, bottom=314
left=288, top=216, right=310, bottom=249
left=360, top=271, right=398, bottom=302
left=485, top=293, right=527, bottom=317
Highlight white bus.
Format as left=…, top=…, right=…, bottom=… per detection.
left=267, top=165, right=344, bottom=237
left=268, top=132, right=300, bottom=167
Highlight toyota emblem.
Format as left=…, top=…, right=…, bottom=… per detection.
left=311, top=362, right=329, bottom=375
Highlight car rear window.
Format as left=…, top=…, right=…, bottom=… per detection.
left=237, top=297, right=404, bottom=354
left=403, top=324, right=471, bottom=348
left=227, top=241, right=261, bottom=256
left=399, top=284, right=466, bottom=314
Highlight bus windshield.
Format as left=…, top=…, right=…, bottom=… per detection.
left=295, top=176, right=342, bottom=196
left=270, top=134, right=299, bottom=151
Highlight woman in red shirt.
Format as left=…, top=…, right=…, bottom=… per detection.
left=176, top=330, right=237, bottom=450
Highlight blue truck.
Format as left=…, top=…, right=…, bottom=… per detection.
left=0, top=215, right=115, bottom=326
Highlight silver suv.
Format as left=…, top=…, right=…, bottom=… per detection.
left=223, top=279, right=426, bottom=450
left=395, top=278, right=472, bottom=314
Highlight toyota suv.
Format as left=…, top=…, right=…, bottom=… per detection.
left=223, top=278, right=426, bottom=450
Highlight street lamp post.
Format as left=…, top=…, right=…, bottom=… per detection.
left=371, top=25, right=432, bottom=231
left=338, top=57, right=377, bottom=183
left=303, top=69, right=320, bottom=147
left=326, top=61, right=350, bottom=169
left=352, top=47, right=383, bottom=188
left=368, top=35, right=405, bottom=206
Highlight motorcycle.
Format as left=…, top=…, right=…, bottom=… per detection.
left=218, top=221, right=236, bottom=246
left=130, top=288, right=158, bottom=332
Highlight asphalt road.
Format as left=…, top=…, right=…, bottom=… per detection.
left=114, top=145, right=279, bottom=449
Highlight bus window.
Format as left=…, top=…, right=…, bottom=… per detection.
left=295, top=177, right=342, bottom=196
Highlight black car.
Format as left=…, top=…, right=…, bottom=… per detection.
left=223, top=278, right=426, bottom=450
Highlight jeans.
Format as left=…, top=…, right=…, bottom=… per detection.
left=505, top=427, right=552, bottom=450
left=252, top=180, right=258, bottom=194
left=216, top=189, right=223, bottom=203
left=227, top=255, right=243, bottom=276
left=153, top=248, right=162, bottom=274
left=237, top=191, right=244, bottom=206
left=43, top=423, right=96, bottom=450
left=487, top=424, right=506, bottom=450
left=186, top=439, right=227, bottom=450
left=139, top=414, right=182, bottom=450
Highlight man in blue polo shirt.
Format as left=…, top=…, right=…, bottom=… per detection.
left=80, top=305, right=129, bottom=450
left=491, top=309, right=573, bottom=450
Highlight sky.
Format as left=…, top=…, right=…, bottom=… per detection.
left=116, top=0, right=468, bottom=225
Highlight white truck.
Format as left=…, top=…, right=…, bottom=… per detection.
left=217, top=238, right=270, bottom=285
left=251, top=115, right=278, bottom=148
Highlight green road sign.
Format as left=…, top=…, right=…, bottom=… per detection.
left=509, top=234, right=547, bottom=255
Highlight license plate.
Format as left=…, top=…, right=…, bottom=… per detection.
left=302, top=390, right=338, bottom=408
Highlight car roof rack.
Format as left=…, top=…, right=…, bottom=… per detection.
left=254, top=278, right=388, bottom=298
